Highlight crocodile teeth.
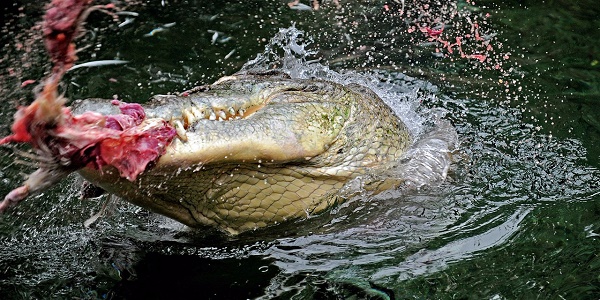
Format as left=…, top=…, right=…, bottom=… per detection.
left=172, top=119, right=188, bottom=141
left=182, top=109, right=195, bottom=127
left=190, top=106, right=203, bottom=119
left=185, top=104, right=247, bottom=122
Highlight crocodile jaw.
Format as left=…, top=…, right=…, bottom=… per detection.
left=77, top=75, right=412, bottom=234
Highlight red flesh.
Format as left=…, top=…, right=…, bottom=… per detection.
left=0, top=0, right=177, bottom=211
left=44, top=0, right=92, bottom=74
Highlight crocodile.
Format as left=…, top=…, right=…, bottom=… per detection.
left=74, top=71, right=413, bottom=234
left=0, top=0, right=418, bottom=234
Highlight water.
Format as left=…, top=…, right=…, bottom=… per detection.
left=1, top=0, right=599, bottom=299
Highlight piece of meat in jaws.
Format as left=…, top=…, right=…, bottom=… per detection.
left=0, top=0, right=176, bottom=212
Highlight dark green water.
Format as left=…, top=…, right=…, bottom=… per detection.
left=1, top=0, right=599, bottom=299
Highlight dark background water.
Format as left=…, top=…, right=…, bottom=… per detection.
left=0, top=0, right=599, bottom=299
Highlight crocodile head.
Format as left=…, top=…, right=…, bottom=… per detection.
left=0, top=0, right=413, bottom=234
left=74, top=72, right=413, bottom=234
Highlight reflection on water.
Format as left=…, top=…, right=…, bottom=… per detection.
left=1, top=0, right=599, bottom=299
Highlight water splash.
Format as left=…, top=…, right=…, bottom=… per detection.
left=243, top=26, right=430, bottom=134
left=243, top=26, right=458, bottom=190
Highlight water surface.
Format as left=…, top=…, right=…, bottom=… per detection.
left=1, top=0, right=599, bottom=299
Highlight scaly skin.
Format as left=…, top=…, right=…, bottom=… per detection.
left=76, top=72, right=412, bottom=234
